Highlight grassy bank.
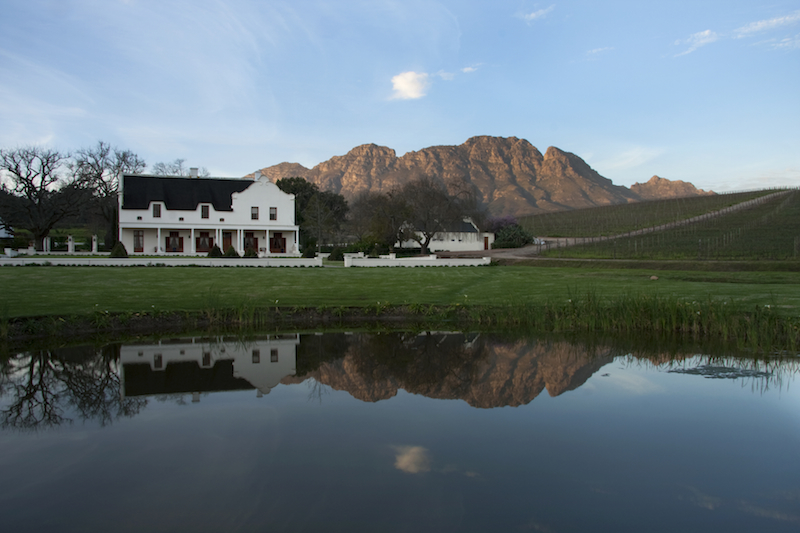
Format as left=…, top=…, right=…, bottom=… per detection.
left=2, top=265, right=800, bottom=318
left=0, top=264, right=798, bottom=352
left=4, top=295, right=798, bottom=355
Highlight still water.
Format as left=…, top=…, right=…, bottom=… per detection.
left=1, top=332, right=799, bottom=532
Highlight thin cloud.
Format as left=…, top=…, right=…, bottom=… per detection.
left=596, top=146, right=664, bottom=172
left=772, top=34, right=800, bottom=49
left=437, top=70, right=455, bottom=81
left=734, top=10, right=800, bottom=38
left=674, top=30, right=719, bottom=56
left=390, top=71, right=430, bottom=100
left=517, top=5, right=555, bottom=23
left=461, top=66, right=478, bottom=73
left=585, top=47, right=613, bottom=60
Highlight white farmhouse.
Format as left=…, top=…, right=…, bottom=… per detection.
left=119, top=170, right=300, bottom=256
left=399, top=218, right=495, bottom=252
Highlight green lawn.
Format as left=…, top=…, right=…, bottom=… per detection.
left=2, top=266, right=799, bottom=318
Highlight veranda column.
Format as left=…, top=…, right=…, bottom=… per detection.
left=190, top=228, right=195, bottom=255
left=156, top=227, right=162, bottom=254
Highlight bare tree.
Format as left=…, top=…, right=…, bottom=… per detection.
left=399, top=176, right=463, bottom=254
left=151, top=158, right=210, bottom=177
left=72, top=141, right=146, bottom=248
left=0, top=146, right=87, bottom=250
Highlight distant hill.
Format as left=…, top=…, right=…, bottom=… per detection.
left=631, top=175, right=713, bottom=200
left=256, top=136, right=712, bottom=216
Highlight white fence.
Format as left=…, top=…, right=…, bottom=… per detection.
left=0, top=256, right=323, bottom=267
left=344, top=255, right=491, bottom=267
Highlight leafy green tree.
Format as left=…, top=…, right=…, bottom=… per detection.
left=276, top=177, right=348, bottom=252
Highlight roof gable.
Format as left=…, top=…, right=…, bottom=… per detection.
left=121, top=175, right=255, bottom=212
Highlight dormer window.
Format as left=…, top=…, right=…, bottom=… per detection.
left=269, top=207, right=277, bottom=220
left=201, top=205, right=209, bottom=219
left=251, top=206, right=259, bottom=220
left=153, top=204, right=161, bottom=218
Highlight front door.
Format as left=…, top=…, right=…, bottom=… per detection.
left=484, top=236, right=489, bottom=250
left=222, top=232, right=232, bottom=252
left=244, top=232, right=258, bottom=252
left=270, top=232, right=286, bottom=253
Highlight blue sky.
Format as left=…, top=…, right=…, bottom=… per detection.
left=1, top=0, right=798, bottom=193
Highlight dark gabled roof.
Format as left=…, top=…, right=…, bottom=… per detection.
left=442, top=219, right=479, bottom=233
left=121, top=174, right=255, bottom=212
left=123, top=360, right=253, bottom=396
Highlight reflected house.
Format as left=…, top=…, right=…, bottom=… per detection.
left=118, top=170, right=300, bottom=256
left=120, top=335, right=298, bottom=401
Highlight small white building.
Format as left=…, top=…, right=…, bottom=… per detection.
left=399, top=218, right=495, bottom=252
left=119, top=171, right=300, bottom=256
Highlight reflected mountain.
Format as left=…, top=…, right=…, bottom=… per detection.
left=285, top=332, right=614, bottom=408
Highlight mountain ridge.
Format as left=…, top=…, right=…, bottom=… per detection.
left=256, top=136, right=713, bottom=216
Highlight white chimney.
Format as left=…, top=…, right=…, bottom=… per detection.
left=254, top=170, right=262, bottom=180
left=190, top=167, right=199, bottom=178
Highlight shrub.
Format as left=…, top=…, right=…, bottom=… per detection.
left=492, top=224, right=534, bottom=249
left=243, top=247, right=258, bottom=258
left=302, top=247, right=316, bottom=258
left=207, top=245, right=223, bottom=258
left=109, top=242, right=128, bottom=258
left=328, top=247, right=345, bottom=261
left=223, top=245, right=240, bottom=258
left=486, top=215, right=518, bottom=233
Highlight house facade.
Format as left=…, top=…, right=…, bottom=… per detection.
left=119, top=171, right=300, bottom=256
left=399, top=218, right=495, bottom=252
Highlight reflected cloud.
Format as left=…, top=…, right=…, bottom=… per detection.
left=682, top=486, right=722, bottom=510
left=738, top=501, right=800, bottom=523
left=603, top=372, right=665, bottom=395
left=392, top=445, right=431, bottom=474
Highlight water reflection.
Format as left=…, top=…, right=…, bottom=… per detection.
left=120, top=334, right=299, bottom=400
left=2, top=332, right=799, bottom=532
left=2, top=332, right=795, bottom=432
left=0, top=345, right=145, bottom=430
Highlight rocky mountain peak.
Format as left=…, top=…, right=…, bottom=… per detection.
left=257, top=137, right=710, bottom=216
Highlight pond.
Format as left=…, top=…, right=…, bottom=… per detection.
left=1, top=332, right=799, bottom=532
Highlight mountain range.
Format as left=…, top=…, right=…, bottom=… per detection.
left=256, top=136, right=712, bottom=216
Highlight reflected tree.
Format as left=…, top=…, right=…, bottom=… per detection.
left=0, top=346, right=146, bottom=431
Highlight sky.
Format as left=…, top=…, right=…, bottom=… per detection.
left=1, top=0, right=799, bottom=193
